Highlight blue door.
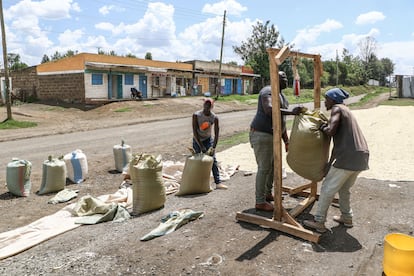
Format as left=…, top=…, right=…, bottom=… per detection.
left=139, top=75, right=148, bottom=98
left=107, top=74, right=113, bottom=98
left=236, top=79, right=242, bottom=94
left=224, top=79, right=232, bottom=95
left=117, top=75, right=123, bottom=99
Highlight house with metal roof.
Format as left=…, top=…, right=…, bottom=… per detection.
left=3, top=53, right=259, bottom=104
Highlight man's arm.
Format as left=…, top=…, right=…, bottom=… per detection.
left=192, top=114, right=205, bottom=151
left=213, top=117, right=219, bottom=148
left=320, top=106, right=341, bottom=136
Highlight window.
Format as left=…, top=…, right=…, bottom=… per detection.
left=125, top=74, right=134, bottom=85
left=91, top=73, right=103, bottom=85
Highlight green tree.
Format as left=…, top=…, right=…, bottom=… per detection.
left=233, top=20, right=287, bottom=91
left=41, top=54, right=50, bottom=64
left=7, top=53, right=28, bottom=70
left=145, top=52, right=152, bottom=60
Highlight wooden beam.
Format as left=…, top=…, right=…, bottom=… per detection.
left=274, top=46, right=290, bottom=65
left=236, top=212, right=320, bottom=243
left=267, top=48, right=283, bottom=221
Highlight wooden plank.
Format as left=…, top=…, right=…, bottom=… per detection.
left=287, top=182, right=312, bottom=195
left=282, top=209, right=302, bottom=228
left=274, top=46, right=290, bottom=65
left=236, top=212, right=320, bottom=243
left=282, top=186, right=339, bottom=204
left=267, top=48, right=283, bottom=221
left=289, top=196, right=316, bottom=218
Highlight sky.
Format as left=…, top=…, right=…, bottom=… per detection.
left=2, top=0, right=414, bottom=75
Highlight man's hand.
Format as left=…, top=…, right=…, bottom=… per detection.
left=206, top=147, right=215, bottom=156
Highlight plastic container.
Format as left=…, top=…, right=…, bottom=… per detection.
left=113, top=140, right=132, bottom=173
left=383, top=232, right=414, bottom=276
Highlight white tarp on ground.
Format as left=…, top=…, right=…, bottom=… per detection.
left=0, top=162, right=238, bottom=260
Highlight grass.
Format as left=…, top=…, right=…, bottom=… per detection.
left=114, top=107, right=133, bottom=112
left=380, top=97, right=414, bottom=106
left=0, top=119, right=37, bottom=129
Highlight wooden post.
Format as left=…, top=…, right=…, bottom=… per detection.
left=235, top=47, right=323, bottom=243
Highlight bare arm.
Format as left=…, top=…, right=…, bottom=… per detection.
left=213, top=117, right=219, bottom=148
left=192, top=114, right=205, bottom=151
left=321, top=105, right=341, bottom=136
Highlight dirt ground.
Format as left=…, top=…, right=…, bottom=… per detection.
left=0, top=95, right=413, bottom=275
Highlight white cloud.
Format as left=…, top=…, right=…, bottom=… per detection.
left=99, top=5, right=114, bottom=16
left=58, top=29, right=84, bottom=47
left=379, top=41, right=414, bottom=75
left=355, top=11, right=385, bottom=25
left=202, top=0, right=247, bottom=16
left=292, top=19, right=343, bottom=49
left=95, top=22, right=115, bottom=32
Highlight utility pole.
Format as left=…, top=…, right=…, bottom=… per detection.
left=335, top=49, right=339, bottom=86
left=0, top=0, right=12, bottom=121
left=216, top=10, right=226, bottom=99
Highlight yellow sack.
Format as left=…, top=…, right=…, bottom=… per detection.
left=287, top=110, right=330, bottom=181
left=130, top=153, right=166, bottom=215
left=176, top=153, right=213, bottom=196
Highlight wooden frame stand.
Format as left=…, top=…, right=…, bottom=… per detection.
left=236, top=46, right=324, bottom=243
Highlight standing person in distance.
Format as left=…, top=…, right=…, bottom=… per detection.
left=304, top=88, right=369, bottom=233
left=192, top=98, right=227, bottom=190
left=250, top=71, right=302, bottom=212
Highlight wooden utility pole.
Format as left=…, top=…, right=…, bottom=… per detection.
left=216, top=10, right=226, bottom=99
left=0, top=0, right=12, bottom=121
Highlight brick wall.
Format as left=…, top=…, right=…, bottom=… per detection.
left=9, top=67, right=39, bottom=100
left=38, top=73, right=85, bottom=103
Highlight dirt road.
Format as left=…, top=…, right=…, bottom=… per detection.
left=0, top=96, right=413, bottom=275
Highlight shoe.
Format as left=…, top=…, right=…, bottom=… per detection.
left=333, top=215, right=353, bottom=227
left=255, top=202, right=274, bottom=212
left=215, top=183, right=228, bottom=190
left=303, top=220, right=327, bottom=233
left=265, top=194, right=274, bottom=202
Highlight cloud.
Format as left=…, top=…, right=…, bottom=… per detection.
left=7, top=0, right=78, bottom=20
left=202, top=0, right=247, bottom=16
left=99, top=5, right=114, bottom=16
left=98, top=4, right=125, bottom=16
left=292, top=19, right=343, bottom=49
left=355, top=11, right=386, bottom=25
left=58, top=29, right=84, bottom=47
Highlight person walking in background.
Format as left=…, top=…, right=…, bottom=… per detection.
left=304, top=88, right=369, bottom=233
left=192, top=98, right=227, bottom=190
left=250, top=71, right=302, bottom=212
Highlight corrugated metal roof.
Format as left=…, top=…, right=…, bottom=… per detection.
left=36, top=53, right=193, bottom=73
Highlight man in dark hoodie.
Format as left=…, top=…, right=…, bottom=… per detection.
left=304, top=88, right=369, bottom=233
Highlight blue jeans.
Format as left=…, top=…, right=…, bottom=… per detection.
left=249, top=130, right=273, bottom=204
left=192, top=137, right=221, bottom=184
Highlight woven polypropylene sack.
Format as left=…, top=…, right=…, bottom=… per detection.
left=130, top=154, right=166, bottom=215
left=39, top=157, right=67, bottom=195
left=287, top=111, right=330, bottom=182
left=64, top=149, right=88, bottom=184
left=6, top=158, right=32, bottom=197
left=176, top=153, right=213, bottom=196
left=113, top=141, right=132, bottom=173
